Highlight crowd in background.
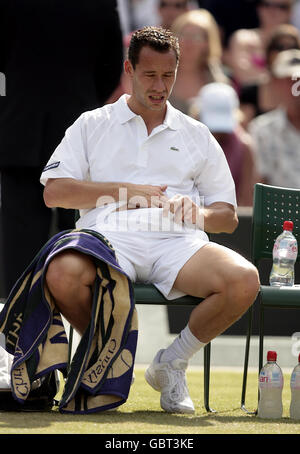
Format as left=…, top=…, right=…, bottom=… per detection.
left=116, top=0, right=300, bottom=206
left=1, top=0, right=300, bottom=296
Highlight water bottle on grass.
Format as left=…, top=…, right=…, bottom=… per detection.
left=290, top=353, right=300, bottom=419
left=257, top=350, right=283, bottom=419
left=269, top=220, right=298, bottom=287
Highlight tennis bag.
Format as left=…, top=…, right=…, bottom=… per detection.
left=0, top=343, right=59, bottom=411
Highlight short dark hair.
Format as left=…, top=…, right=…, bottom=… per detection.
left=128, top=26, right=180, bottom=69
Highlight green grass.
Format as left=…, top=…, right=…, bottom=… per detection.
left=0, top=368, right=299, bottom=434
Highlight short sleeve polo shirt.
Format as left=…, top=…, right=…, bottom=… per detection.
left=41, top=94, right=236, bottom=231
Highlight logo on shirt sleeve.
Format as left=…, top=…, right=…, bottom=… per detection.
left=43, top=161, right=60, bottom=172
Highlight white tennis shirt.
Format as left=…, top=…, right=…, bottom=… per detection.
left=40, top=94, right=236, bottom=234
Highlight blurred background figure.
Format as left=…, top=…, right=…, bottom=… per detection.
left=224, top=0, right=296, bottom=92
left=128, top=0, right=161, bottom=29
left=169, top=9, right=229, bottom=114
left=224, top=28, right=268, bottom=89
left=248, top=49, right=300, bottom=188
left=0, top=0, right=123, bottom=296
left=117, top=0, right=134, bottom=36
left=256, top=0, right=296, bottom=44
left=191, top=83, right=259, bottom=206
left=157, top=0, right=190, bottom=29
left=121, top=0, right=198, bottom=31
left=239, top=23, right=300, bottom=126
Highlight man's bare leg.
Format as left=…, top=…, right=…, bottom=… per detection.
left=145, top=242, right=260, bottom=414
left=45, top=250, right=97, bottom=335
left=173, top=242, right=260, bottom=343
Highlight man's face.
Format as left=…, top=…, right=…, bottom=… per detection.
left=125, top=46, right=178, bottom=113
left=158, top=0, right=188, bottom=29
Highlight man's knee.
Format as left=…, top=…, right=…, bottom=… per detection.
left=227, top=262, right=260, bottom=312
left=46, top=250, right=96, bottom=297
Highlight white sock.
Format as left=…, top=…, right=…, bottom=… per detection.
left=160, top=324, right=206, bottom=363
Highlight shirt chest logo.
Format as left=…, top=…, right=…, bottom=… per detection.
left=170, top=146, right=180, bottom=152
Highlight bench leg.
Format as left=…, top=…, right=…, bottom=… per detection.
left=204, top=342, right=216, bottom=412
left=241, top=306, right=256, bottom=414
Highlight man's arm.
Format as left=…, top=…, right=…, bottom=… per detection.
left=44, top=179, right=238, bottom=232
left=201, top=202, right=238, bottom=234
left=43, top=177, right=167, bottom=210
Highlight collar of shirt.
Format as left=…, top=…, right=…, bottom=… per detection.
left=115, top=94, right=180, bottom=131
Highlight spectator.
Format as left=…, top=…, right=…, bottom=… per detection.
left=257, top=0, right=296, bottom=44
left=224, top=0, right=296, bottom=91
left=239, top=23, right=300, bottom=126
left=191, top=83, right=258, bottom=206
left=224, top=28, right=268, bottom=89
left=125, top=0, right=198, bottom=31
left=129, top=0, right=161, bottom=29
left=169, top=9, right=229, bottom=114
left=0, top=0, right=123, bottom=296
left=117, top=0, right=134, bottom=36
left=249, top=49, right=300, bottom=188
left=157, top=0, right=190, bottom=29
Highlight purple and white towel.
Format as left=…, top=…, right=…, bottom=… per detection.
left=0, top=229, right=137, bottom=414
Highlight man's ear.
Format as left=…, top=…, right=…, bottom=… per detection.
left=124, top=60, right=134, bottom=77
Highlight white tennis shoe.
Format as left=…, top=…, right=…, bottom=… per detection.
left=145, top=349, right=195, bottom=414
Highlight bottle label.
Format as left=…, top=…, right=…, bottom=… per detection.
left=259, top=369, right=283, bottom=388
left=273, top=239, right=298, bottom=260
left=291, top=370, right=300, bottom=388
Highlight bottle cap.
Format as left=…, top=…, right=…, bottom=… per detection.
left=283, top=220, right=294, bottom=231
left=267, top=350, right=277, bottom=361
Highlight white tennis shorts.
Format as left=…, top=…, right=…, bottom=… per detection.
left=99, top=230, right=209, bottom=300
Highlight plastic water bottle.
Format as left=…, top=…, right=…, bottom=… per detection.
left=290, top=353, right=300, bottom=419
left=269, top=220, right=298, bottom=287
left=257, top=351, right=283, bottom=419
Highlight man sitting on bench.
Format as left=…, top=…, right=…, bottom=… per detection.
left=41, top=27, right=260, bottom=414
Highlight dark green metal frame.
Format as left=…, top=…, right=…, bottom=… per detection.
left=241, top=183, right=300, bottom=413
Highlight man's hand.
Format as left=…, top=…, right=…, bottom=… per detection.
left=162, top=194, right=203, bottom=228
left=122, top=183, right=168, bottom=210
left=162, top=195, right=238, bottom=234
